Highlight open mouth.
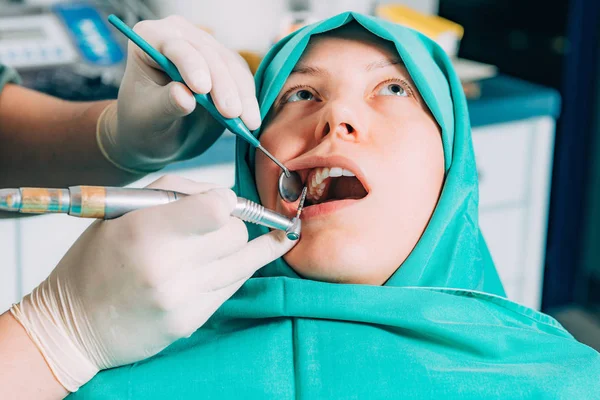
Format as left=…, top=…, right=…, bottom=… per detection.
left=302, top=166, right=369, bottom=206
left=282, top=155, right=370, bottom=219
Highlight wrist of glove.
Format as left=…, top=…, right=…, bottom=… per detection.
left=97, top=101, right=149, bottom=174
left=96, top=101, right=219, bottom=174
left=10, top=275, right=101, bottom=392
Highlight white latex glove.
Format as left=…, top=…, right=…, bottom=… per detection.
left=10, top=176, right=295, bottom=392
left=97, top=15, right=260, bottom=173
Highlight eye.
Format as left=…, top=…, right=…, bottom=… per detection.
left=286, top=89, right=315, bottom=103
left=377, top=83, right=408, bottom=97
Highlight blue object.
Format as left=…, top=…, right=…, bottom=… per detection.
left=467, top=75, right=561, bottom=128
left=543, top=0, right=600, bottom=310
left=53, top=4, right=124, bottom=66
left=107, top=14, right=260, bottom=149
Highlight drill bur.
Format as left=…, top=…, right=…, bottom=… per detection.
left=295, top=187, right=308, bottom=219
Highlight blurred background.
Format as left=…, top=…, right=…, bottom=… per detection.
left=0, top=0, right=599, bottom=349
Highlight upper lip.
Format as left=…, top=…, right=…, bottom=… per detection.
left=285, top=154, right=370, bottom=193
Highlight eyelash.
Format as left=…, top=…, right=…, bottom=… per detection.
left=376, top=78, right=415, bottom=98
left=277, top=78, right=415, bottom=108
left=277, top=84, right=319, bottom=108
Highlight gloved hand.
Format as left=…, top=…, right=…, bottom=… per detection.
left=97, top=15, right=260, bottom=173
left=10, top=176, right=295, bottom=392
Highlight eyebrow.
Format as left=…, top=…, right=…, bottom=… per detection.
left=365, top=58, right=404, bottom=71
left=291, top=58, right=405, bottom=76
left=290, top=65, right=327, bottom=76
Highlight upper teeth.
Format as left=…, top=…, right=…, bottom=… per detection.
left=307, top=166, right=356, bottom=202
left=314, top=167, right=355, bottom=185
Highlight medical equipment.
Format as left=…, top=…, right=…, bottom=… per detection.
left=0, top=3, right=125, bottom=69
left=0, top=4, right=125, bottom=100
left=0, top=10, right=78, bottom=70
left=0, top=186, right=305, bottom=240
left=107, top=14, right=304, bottom=202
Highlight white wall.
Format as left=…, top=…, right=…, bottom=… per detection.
left=316, top=0, right=439, bottom=16
left=146, top=0, right=439, bottom=53
left=146, top=0, right=288, bottom=53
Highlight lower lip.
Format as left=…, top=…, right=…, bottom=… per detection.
left=297, top=198, right=362, bottom=220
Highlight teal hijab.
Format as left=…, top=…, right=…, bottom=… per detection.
left=72, top=12, right=600, bottom=399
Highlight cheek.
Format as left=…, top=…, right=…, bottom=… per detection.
left=255, top=124, right=284, bottom=210
left=376, top=110, right=443, bottom=168
left=381, top=119, right=444, bottom=201
left=255, top=152, right=278, bottom=210
left=368, top=119, right=444, bottom=267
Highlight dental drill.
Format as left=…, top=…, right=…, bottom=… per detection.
left=0, top=186, right=307, bottom=240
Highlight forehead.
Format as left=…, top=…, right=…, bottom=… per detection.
left=299, top=24, right=399, bottom=65
left=290, top=26, right=412, bottom=81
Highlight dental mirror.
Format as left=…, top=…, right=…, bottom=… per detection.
left=278, top=170, right=303, bottom=202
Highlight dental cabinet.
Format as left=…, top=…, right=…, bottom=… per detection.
left=470, top=76, right=559, bottom=310
left=0, top=75, right=559, bottom=312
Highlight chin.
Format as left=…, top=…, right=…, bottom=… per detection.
left=283, top=227, right=391, bottom=285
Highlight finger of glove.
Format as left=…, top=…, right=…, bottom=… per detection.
left=131, top=187, right=238, bottom=235
left=164, top=81, right=196, bottom=118
left=124, top=72, right=196, bottom=132
left=198, top=46, right=243, bottom=119
left=222, top=51, right=261, bottom=130
left=159, top=276, right=250, bottom=340
left=130, top=20, right=176, bottom=76
left=181, top=217, right=249, bottom=266
left=155, top=16, right=243, bottom=120
left=161, top=39, right=212, bottom=94
left=161, top=275, right=250, bottom=339
left=190, top=230, right=296, bottom=292
left=141, top=176, right=235, bottom=233
left=147, top=218, right=249, bottom=308
left=147, top=230, right=291, bottom=308
left=144, top=175, right=220, bottom=194
left=161, top=217, right=249, bottom=282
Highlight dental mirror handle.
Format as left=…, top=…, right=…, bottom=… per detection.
left=107, top=14, right=291, bottom=176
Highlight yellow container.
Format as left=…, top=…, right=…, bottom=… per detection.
left=375, top=5, right=464, bottom=57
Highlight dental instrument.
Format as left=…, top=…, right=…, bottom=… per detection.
left=107, top=14, right=303, bottom=203
left=0, top=186, right=305, bottom=240
left=279, top=170, right=304, bottom=202
left=294, top=186, right=308, bottom=219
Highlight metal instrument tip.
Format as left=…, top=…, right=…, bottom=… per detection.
left=258, top=145, right=291, bottom=177
left=295, top=186, right=308, bottom=219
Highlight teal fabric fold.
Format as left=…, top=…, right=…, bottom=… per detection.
left=0, top=64, right=21, bottom=92
left=71, top=13, right=600, bottom=399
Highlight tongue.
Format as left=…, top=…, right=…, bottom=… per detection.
left=329, top=177, right=368, bottom=200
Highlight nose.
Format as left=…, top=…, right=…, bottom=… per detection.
left=315, top=100, right=366, bottom=143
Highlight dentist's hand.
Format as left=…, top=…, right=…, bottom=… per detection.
left=97, top=15, right=260, bottom=173
left=10, top=176, right=295, bottom=392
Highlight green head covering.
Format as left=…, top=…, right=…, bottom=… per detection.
left=238, top=12, right=503, bottom=293
left=72, top=12, right=600, bottom=399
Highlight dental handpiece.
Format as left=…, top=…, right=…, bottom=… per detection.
left=0, top=186, right=304, bottom=240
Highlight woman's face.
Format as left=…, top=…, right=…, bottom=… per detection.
left=255, top=28, right=444, bottom=285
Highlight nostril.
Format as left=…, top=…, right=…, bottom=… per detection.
left=346, top=124, right=355, bottom=134
left=322, top=123, right=331, bottom=136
